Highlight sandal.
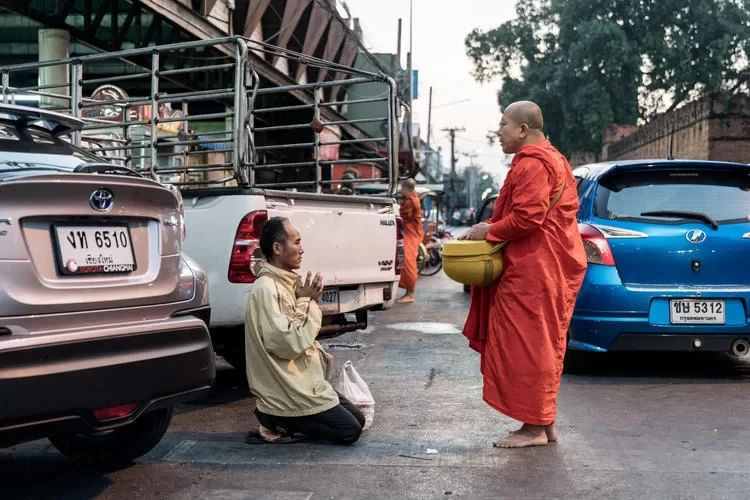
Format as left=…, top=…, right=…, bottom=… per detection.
left=244, top=427, right=306, bottom=445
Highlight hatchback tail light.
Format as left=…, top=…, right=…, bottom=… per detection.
left=228, top=211, right=268, bottom=283
left=395, top=216, right=405, bottom=275
left=579, top=223, right=615, bottom=266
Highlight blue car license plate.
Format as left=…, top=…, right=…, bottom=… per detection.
left=669, top=299, right=725, bottom=325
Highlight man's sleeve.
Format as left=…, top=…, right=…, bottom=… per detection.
left=487, top=157, right=553, bottom=243
left=254, top=285, right=323, bottom=360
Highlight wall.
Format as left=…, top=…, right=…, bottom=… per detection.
left=602, top=93, right=750, bottom=164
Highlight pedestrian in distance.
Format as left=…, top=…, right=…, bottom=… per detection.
left=459, top=101, right=587, bottom=448
left=397, top=178, right=424, bottom=304
left=244, top=216, right=365, bottom=445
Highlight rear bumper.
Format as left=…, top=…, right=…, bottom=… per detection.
left=211, top=280, right=398, bottom=327
left=0, top=317, right=215, bottom=447
left=608, top=334, right=750, bottom=352
left=569, top=264, right=750, bottom=352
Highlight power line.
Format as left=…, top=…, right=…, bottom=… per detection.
left=264, top=0, right=314, bottom=47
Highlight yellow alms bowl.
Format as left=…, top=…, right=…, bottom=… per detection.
left=442, top=240, right=504, bottom=286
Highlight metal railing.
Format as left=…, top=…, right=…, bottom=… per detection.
left=0, top=36, right=399, bottom=195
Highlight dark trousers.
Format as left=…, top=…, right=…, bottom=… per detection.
left=255, top=394, right=365, bottom=445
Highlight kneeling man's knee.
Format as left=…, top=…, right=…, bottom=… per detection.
left=338, top=424, right=363, bottom=445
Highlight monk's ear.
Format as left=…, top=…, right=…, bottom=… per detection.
left=519, top=123, right=529, bottom=137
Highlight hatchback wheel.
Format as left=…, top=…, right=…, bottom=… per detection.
left=563, top=332, right=600, bottom=374
left=49, top=408, right=173, bottom=465
left=563, top=349, right=595, bottom=374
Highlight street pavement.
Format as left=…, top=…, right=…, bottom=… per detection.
left=3, top=256, right=750, bottom=499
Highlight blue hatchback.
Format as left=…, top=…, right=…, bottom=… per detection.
left=570, top=159, right=750, bottom=357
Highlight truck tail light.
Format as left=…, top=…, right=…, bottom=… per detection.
left=228, top=211, right=268, bottom=283
left=395, top=216, right=405, bottom=275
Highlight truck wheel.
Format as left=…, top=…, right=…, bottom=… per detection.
left=49, top=408, right=173, bottom=465
left=211, top=327, right=246, bottom=372
left=220, top=348, right=246, bottom=372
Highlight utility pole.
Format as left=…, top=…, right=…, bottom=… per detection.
left=396, top=19, right=402, bottom=68
left=441, top=126, right=465, bottom=222
left=426, top=86, right=433, bottom=181
left=426, top=86, right=433, bottom=149
left=407, top=0, right=413, bottom=134
left=461, top=152, right=480, bottom=210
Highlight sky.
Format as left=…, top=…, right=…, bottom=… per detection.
left=344, top=0, right=517, bottom=184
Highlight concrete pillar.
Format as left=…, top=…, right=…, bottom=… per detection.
left=38, top=29, right=70, bottom=110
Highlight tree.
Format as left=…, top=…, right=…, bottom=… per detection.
left=466, top=0, right=750, bottom=156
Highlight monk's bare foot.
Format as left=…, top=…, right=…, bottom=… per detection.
left=396, top=294, right=415, bottom=304
left=545, top=423, right=558, bottom=442
left=493, top=424, right=548, bottom=448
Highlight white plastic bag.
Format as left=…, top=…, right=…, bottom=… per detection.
left=333, top=360, right=375, bottom=430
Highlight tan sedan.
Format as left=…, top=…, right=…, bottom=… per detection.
left=0, top=105, right=215, bottom=464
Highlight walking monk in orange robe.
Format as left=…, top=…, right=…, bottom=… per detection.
left=460, top=101, right=587, bottom=448
left=397, top=178, right=424, bottom=304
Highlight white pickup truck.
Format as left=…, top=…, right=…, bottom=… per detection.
left=0, top=37, right=405, bottom=368
left=185, top=188, right=401, bottom=366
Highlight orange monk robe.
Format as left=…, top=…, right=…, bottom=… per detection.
left=462, top=140, right=587, bottom=426
left=398, top=192, right=424, bottom=293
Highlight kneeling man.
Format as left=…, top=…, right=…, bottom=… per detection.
left=244, top=217, right=365, bottom=445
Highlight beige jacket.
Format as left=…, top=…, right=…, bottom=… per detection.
left=244, top=263, right=338, bottom=417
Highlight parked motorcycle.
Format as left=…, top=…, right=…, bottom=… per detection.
left=417, top=227, right=454, bottom=276
left=417, top=236, right=443, bottom=276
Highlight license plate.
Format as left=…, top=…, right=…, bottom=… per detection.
left=320, top=289, right=339, bottom=304
left=318, top=289, right=339, bottom=313
left=669, top=299, right=725, bottom=325
left=53, top=225, right=136, bottom=275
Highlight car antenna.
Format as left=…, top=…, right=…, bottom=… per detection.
left=667, top=120, right=675, bottom=160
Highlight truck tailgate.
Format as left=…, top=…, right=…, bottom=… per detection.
left=266, top=193, right=398, bottom=285
left=181, top=190, right=398, bottom=328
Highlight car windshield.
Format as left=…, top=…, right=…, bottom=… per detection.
left=595, top=168, right=750, bottom=225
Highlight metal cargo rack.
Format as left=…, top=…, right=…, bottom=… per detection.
left=0, top=36, right=400, bottom=195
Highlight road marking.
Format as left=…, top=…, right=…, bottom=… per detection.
left=198, top=491, right=312, bottom=500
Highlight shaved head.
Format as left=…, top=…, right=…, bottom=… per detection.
left=402, top=178, right=416, bottom=193
left=503, top=101, right=544, bottom=131
left=497, top=101, right=546, bottom=154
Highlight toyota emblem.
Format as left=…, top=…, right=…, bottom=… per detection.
left=90, top=189, right=114, bottom=212
left=685, top=229, right=707, bottom=244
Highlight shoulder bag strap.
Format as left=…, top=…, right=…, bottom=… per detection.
left=548, top=179, right=566, bottom=212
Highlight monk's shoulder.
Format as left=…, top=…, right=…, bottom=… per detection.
left=510, top=155, right=547, bottom=183
left=512, top=154, right=544, bottom=169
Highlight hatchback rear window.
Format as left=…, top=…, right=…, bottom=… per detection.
left=595, top=168, right=750, bottom=225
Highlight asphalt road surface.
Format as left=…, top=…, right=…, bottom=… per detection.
left=3, top=269, right=750, bottom=500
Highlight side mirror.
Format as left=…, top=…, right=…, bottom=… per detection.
left=477, top=197, right=496, bottom=223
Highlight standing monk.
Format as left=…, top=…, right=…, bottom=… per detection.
left=460, top=101, right=587, bottom=448
left=397, top=178, right=424, bottom=304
